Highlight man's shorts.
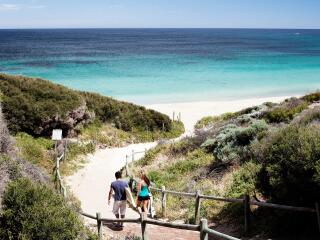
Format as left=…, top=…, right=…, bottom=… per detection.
left=112, top=200, right=127, bottom=215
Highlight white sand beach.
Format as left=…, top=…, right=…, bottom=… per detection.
left=147, top=96, right=291, bottom=134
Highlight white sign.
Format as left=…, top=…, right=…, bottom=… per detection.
left=52, top=129, right=62, bottom=141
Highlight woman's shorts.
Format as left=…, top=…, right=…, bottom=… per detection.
left=138, top=195, right=150, bottom=201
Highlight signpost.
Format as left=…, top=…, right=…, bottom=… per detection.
left=52, top=129, right=62, bottom=141
left=52, top=129, right=62, bottom=155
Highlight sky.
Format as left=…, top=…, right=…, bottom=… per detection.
left=0, top=0, right=319, bottom=29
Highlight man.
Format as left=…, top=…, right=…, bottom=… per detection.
left=108, top=171, right=128, bottom=228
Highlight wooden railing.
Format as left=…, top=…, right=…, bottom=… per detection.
left=54, top=153, right=67, bottom=197
left=79, top=211, right=240, bottom=240
left=55, top=147, right=320, bottom=239
left=147, top=185, right=320, bottom=235
left=125, top=150, right=320, bottom=236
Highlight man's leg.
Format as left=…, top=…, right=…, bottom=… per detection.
left=120, top=214, right=125, bottom=227
left=113, top=201, right=121, bottom=227
left=119, top=201, right=127, bottom=228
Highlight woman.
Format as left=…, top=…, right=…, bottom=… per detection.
left=136, top=172, right=151, bottom=217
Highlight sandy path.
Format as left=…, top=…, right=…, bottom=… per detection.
left=66, top=142, right=157, bottom=222
left=67, top=95, right=296, bottom=238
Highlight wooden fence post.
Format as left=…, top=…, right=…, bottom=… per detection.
left=125, top=155, right=129, bottom=177
left=173, top=111, right=175, bottom=121
left=161, top=186, right=167, bottom=217
left=200, top=218, right=208, bottom=240
left=244, top=194, right=250, bottom=236
left=141, top=213, right=148, bottom=240
left=316, top=202, right=320, bottom=233
left=96, top=212, right=103, bottom=240
left=132, top=149, right=135, bottom=162
left=194, top=190, right=201, bottom=224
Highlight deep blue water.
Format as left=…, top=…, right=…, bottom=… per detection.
left=0, top=28, right=320, bottom=104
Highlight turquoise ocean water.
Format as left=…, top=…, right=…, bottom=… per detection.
left=0, top=29, right=320, bottom=104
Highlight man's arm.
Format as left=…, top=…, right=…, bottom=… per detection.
left=108, top=185, right=113, bottom=205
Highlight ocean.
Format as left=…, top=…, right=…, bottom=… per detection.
left=0, top=28, right=320, bottom=104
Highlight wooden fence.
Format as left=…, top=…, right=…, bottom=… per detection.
left=54, top=147, right=320, bottom=239
left=54, top=153, right=67, bottom=197
left=80, top=211, right=240, bottom=240
left=125, top=150, right=320, bottom=236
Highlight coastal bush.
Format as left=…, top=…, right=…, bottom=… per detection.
left=15, top=132, right=54, bottom=167
left=0, top=178, right=83, bottom=240
left=203, top=120, right=268, bottom=164
left=253, top=124, right=320, bottom=206
left=135, top=144, right=164, bottom=167
left=81, top=91, right=172, bottom=132
left=132, top=121, right=185, bottom=142
left=195, top=116, right=222, bottom=129
left=302, top=91, right=320, bottom=103
left=226, top=162, right=261, bottom=198
left=0, top=73, right=83, bottom=135
left=0, top=73, right=180, bottom=138
left=148, top=149, right=213, bottom=187
left=0, top=104, right=11, bottom=154
left=195, top=111, right=244, bottom=130
left=292, top=106, right=320, bottom=126
left=262, top=98, right=308, bottom=123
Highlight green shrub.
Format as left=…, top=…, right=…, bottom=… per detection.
left=0, top=73, right=82, bottom=135
left=293, top=107, right=320, bottom=126
left=302, top=91, right=320, bottom=103
left=134, top=144, right=164, bottom=167
left=148, top=149, right=213, bottom=187
left=226, top=162, right=261, bottom=198
left=0, top=73, right=179, bottom=137
left=204, top=120, right=268, bottom=164
left=15, top=132, right=54, bottom=167
left=195, top=116, right=222, bottom=129
left=263, top=100, right=308, bottom=123
left=0, top=178, right=83, bottom=240
left=81, top=91, right=173, bottom=132
left=195, top=110, right=248, bottom=129
left=253, top=124, right=320, bottom=206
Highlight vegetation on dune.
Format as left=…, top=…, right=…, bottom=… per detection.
left=0, top=73, right=183, bottom=139
left=0, top=178, right=96, bottom=240
left=0, top=73, right=84, bottom=136
left=253, top=124, right=320, bottom=206
left=0, top=103, right=97, bottom=239
left=0, top=73, right=184, bottom=175
left=262, top=98, right=308, bottom=123
left=81, top=91, right=172, bottom=132
left=130, top=92, right=320, bottom=237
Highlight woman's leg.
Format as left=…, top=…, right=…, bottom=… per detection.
left=142, top=200, right=149, bottom=218
left=136, top=200, right=142, bottom=214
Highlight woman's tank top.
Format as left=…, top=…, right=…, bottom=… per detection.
left=139, top=184, right=149, bottom=197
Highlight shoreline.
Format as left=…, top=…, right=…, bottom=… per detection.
left=146, top=95, right=297, bottom=133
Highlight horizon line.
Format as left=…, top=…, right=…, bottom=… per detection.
left=0, top=27, right=320, bottom=30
